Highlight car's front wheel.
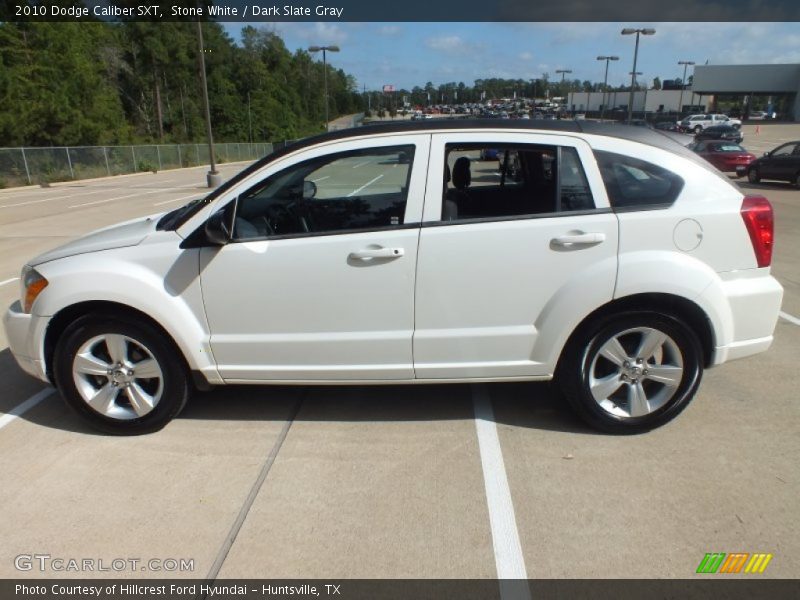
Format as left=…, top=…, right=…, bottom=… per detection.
left=694, top=125, right=703, bottom=134
left=747, top=167, right=761, bottom=183
left=54, top=314, right=189, bottom=435
left=558, top=312, right=703, bottom=434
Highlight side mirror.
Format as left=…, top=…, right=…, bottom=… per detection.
left=763, top=151, right=770, bottom=157
left=303, top=180, right=317, bottom=199
left=204, top=208, right=231, bottom=245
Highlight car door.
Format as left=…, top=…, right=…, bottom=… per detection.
left=766, top=143, right=798, bottom=180
left=197, top=134, right=429, bottom=381
left=413, top=132, right=618, bottom=379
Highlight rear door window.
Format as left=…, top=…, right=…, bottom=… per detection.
left=441, top=143, right=595, bottom=221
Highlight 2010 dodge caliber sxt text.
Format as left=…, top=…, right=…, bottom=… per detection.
left=3, top=121, right=783, bottom=435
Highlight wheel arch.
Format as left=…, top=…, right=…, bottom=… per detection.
left=555, top=292, right=715, bottom=377
left=44, top=300, right=211, bottom=391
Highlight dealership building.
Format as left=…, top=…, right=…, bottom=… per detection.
left=568, top=63, right=800, bottom=119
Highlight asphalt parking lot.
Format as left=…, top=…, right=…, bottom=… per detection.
left=0, top=123, right=798, bottom=581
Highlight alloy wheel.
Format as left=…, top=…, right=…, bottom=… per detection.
left=72, top=333, right=164, bottom=420
left=586, top=327, right=684, bottom=419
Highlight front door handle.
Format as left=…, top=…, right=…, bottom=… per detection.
left=348, top=247, right=405, bottom=260
left=552, top=232, right=606, bottom=247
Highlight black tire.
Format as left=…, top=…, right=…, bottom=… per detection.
left=557, top=312, right=703, bottom=434
left=694, top=125, right=703, bottom=134
left=793, top=171, right=800, bottom=189
left=747, top=167, right=760, bottom=183
left=53, top=314, right=190, bottom=435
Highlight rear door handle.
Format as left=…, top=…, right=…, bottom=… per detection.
left=552, top=232, right=606, bottom=246
left=348, top=247, right=405, bottom=260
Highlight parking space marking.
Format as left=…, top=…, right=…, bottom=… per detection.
left=311, top=175, right=330, bottom=182
left=0, top=388, right=55, bottom=431
left=153, top=193, right=203, bottom=207
left=0, top=277, right=18, bottom=287
left=472, top=385, right=530, bottom=589
left=352, top=160, right=372, bottom=169
left=203, top=393, right=305, bottom=586
left=69, top=182, right=199, bottom=208
left=779, top=311, right=800, bottom=326
left=347, top=174, right=384, bottom=197
left=0, top=188, right=110, bottom=209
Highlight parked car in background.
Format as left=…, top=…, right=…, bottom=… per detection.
left=694, top=125, right=743, bottom=144
left=748, top=111, right=767, bottom=120
left=4, top=120, right=782, bottom=435
left=479, top=148, right=501, bottom=160
left=679, top=114, right=742, bottom=134
left=746, top=141, right=800, bottom=187
left=688, top=141, right=756, bottom=176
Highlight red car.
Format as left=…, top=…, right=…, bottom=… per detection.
left=688, top=140, right=756, bottom=176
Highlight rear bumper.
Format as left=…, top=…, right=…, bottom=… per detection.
left=710, top=273, right=783, bottom=365
left=3, top=301, right=50, bottom=382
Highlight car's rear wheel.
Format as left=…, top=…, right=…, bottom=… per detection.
left=747, top=167, right=761, bottom=183
left=694, top=125, right=703, bottom=134
left=558, top=312, right=703, bottom=434
left=793, top=171, right=800, bottom=189
left=54, top=314, right=189, bottom=435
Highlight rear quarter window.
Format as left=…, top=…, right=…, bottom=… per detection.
left=594, top=150, right=684, bottom=210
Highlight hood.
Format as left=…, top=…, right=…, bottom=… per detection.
left=29, top=214, right=162, bottom=266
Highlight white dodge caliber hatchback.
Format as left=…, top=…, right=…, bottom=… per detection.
left=4, top=121, right=783, bottom=434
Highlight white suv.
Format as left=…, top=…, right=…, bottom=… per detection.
left=4, top=121, right=783, bottom=435
left=679, top=113, right=742, bottom=133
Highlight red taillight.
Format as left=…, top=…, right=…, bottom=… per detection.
left=740, top=195, right=774, bottom=267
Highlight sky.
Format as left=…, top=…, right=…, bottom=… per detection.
left=222, top=22, right=800, bottom=92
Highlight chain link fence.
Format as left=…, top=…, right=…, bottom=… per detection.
left=0, top=142, right=273, bottom=188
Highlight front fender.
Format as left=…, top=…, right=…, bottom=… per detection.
left=32, top=232, right=222, bottom=384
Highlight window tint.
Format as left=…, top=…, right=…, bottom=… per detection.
left=233, top=145, right=414, bottom=239
left=441, top=143, right=594, bottom=221
left=594, top=151, right=684, bottom=209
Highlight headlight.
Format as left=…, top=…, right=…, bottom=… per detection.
left=21, top=265, right=48, bottom=314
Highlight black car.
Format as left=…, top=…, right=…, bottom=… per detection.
left=746, top=141, right=800, bottom=188
left=694, top=125, right=743, bottom=143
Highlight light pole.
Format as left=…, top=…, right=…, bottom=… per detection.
left=621, top=28, right=655, bottom=124
left=596, top=55, right=619, bottom=121
left=308, top=45, right=340, bottom=131
left=196, top=20, right=220, bottom=187
left=556, top=69, right=572, bottom=112
left=677, top=60, right=695, bottom=117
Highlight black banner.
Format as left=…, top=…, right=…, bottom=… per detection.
left=2, top=580, right=800, bottom=600
left=3, top=0, right=800, bottom=22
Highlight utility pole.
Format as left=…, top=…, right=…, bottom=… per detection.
left=196, top=19, right=220, bottom=187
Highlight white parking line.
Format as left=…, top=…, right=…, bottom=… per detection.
left=0, top=179, right=181, bottom=208
left=69, top=182, right=199, bottom=208
left=0, top=277, right=19, bottom=287
left=311, top=176, right=330, bottom=183
left=347, top=174, right=384, bottom=197
left=352, top=160, right=372, bottom=169
left=0, top=188, right=110, bottom=209
left=779, top=311, right=800, bottom=326
left=472, top=385, right=530, bottom=590
left=153, top=193, right=202, bottom=207
left=0, top=388, right=55, bottom=431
